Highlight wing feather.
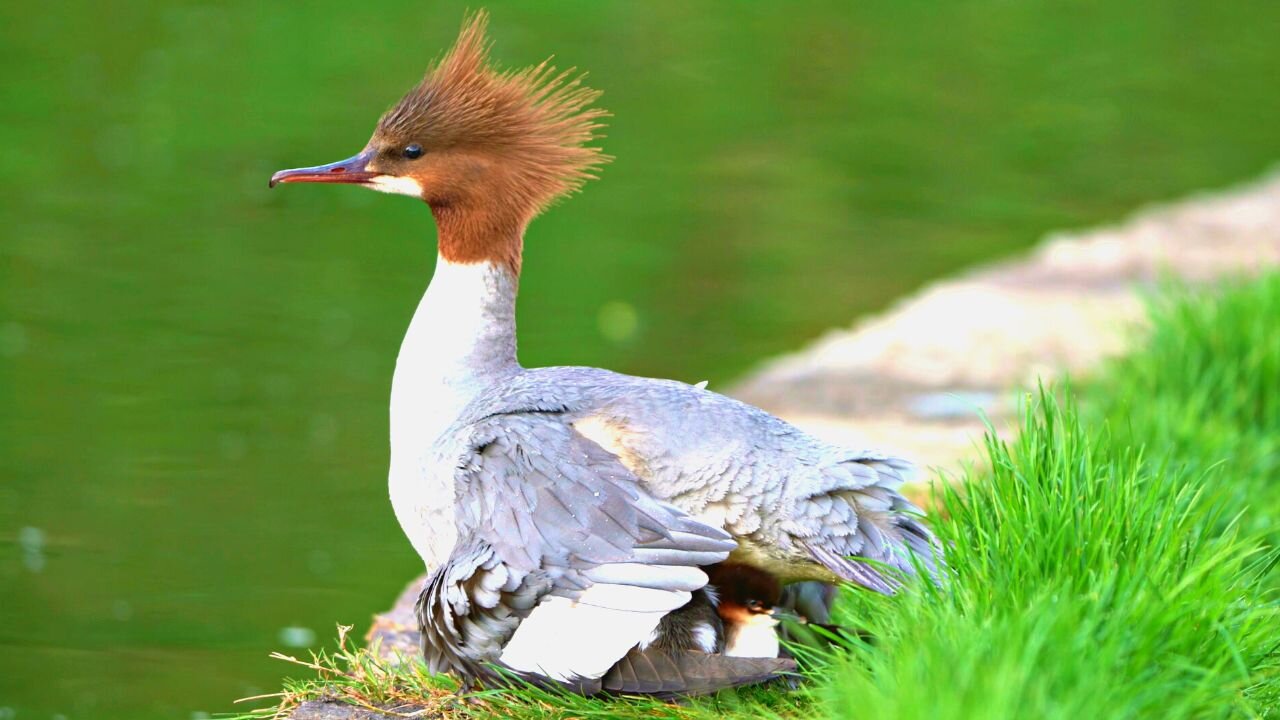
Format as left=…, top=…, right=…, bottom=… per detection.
left=417, top=411, right=737, bottom=687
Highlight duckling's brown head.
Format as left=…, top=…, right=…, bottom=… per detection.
left=271, top=10, right=609, bottom=271
left=707, top=563, right=784, bottom=625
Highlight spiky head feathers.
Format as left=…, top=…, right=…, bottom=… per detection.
left=268, top=12, right=608, bottom=272
left=366, top=11, right=609, bottom=216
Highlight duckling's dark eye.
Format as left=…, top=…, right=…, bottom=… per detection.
left=746, top=599, right=765, bottom=612
left=403, top=144, right=424, bottom=160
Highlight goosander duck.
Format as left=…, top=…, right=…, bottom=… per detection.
left=270, top=11, right=937, bottom=693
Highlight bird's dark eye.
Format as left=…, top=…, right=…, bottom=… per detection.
left=403, top=144, right=424, bottom=159
left=746, top=599, right=764, bottom=612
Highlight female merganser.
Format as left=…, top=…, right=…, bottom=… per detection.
left=270, top=11, right=937, bottom=692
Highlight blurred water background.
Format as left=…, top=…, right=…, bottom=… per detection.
left=2, top=1, right=1278, bottom=718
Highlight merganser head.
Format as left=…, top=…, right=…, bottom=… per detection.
left=269, top=10, right=608, bottom=269
left=707, top=563, right=784, bottom=629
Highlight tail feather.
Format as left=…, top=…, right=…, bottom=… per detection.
left=798, top=453, right=944, bottom=595
left=804, top=541, right=899, bottom=595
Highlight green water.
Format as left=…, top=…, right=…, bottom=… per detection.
left=2, top=1, right=1278, bottom=717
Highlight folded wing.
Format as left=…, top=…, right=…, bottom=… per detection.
left=417, top=411, right=742, bottom=688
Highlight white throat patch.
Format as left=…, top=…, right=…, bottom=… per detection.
left=368, top=175, right=424, bottom=197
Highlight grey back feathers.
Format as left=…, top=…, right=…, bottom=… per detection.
left=454, top=366, right=942, bottom=591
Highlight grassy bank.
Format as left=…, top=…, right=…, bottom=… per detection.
left=818, top=274, right=1280, bottom=719
left=243, top=273, right=1280, bottom=719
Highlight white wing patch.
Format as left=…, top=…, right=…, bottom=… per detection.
left=499, top=582, right=692, bottom=681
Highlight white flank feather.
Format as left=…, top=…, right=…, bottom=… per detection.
left=499, top=582, right=691, bottom=681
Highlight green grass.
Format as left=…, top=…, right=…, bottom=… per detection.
left=822, top=397, right=1277, bottom=718
left=232, top=625, right=808, bottom=720
left=820, top=274, right=1280, bottom=719
left=238, top=274, right=1280, bottom=719
left=1089, top=277, right=1280, bottom=545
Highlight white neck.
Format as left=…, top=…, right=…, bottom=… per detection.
left=388, top=256, right=521, bottom=566
left=390, top=256, right=520, bottom=438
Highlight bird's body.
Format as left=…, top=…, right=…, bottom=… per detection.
left=383, top=259, right=932, bottom=588
left=271, top=10, right=937, bottom=695
left=389, top=259, right=928, bottom=685
left=406, top=355, right=934, bottom=587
